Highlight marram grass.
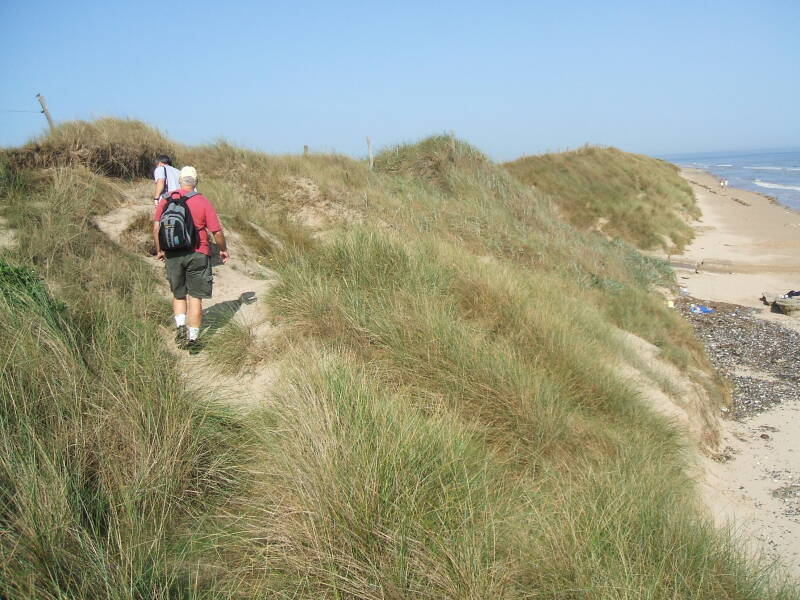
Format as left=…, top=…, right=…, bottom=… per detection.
left=505, top=145, right=699, bottom=252
left=0, top=124, right=796, bottom=598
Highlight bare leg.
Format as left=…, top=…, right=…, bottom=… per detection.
left=173, top=297, right=187, bottom=317
left=187, top=296, right=203, bottom=329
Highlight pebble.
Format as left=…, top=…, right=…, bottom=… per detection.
left=676, top=297, right=800, bottom=419
left=678, top=297, right=800, bottom=521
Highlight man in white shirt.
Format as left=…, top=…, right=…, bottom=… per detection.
left=153, top=155, right=181, bottom=206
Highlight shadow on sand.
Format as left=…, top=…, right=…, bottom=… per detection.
left=190, top=291, right=258, bottom=352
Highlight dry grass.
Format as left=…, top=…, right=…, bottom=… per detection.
left=203, top=318, right=274, bottom=375
left=120, top=211, right=156, bottom=256
left=235, top=351, right=516, bottom=598
left=505, top=145, right=700, bottom=251
left=2, top=118, right=178, bottom=178
left=0, top=164, right=251, bottom=598
left=0, top=123, right=795, bottom=598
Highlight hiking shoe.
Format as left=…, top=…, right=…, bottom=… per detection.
left=185, top=338, right=202, bottom=354
left=175, top=325, right=188, bottom=347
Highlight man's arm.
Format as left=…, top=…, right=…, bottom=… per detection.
left=153, top=166, right=166, bottom=200
left=153, top=221, right=165, bottom=261
left=211, top=230, right=229, bottom=263
left=203, top=201, right=228, bottom=263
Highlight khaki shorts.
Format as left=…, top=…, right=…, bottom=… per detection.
left=165, top=251, right=213, bottom=299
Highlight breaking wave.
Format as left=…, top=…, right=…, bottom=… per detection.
left=743, top=166, right=800, bottom=171
left=753, top=179, right=800, bottom=192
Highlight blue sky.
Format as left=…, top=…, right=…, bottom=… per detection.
left=1, top=1, right=798, bottom=160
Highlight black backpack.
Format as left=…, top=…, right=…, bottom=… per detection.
left=159, top=191, right=198, bottom=252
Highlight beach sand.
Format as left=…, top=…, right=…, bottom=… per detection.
left=675, top=169, right=800, bottom=579
left=674, top=169, right=800, bottom=310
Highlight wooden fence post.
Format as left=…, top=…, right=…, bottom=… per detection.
left=366, top=137, right=374, bottom=170
left=36, top=93, right=55, bottom=131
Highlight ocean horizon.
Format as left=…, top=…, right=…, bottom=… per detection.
left=659, top=148, right=800, bottom=211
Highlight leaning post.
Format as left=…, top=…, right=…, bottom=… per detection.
left=36, top=93, right=55, bottom=131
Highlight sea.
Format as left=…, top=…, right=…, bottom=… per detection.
left=659, top=149, right=800, bottom=211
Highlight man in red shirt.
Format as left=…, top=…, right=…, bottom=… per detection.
left=153, top=166, right=229, bottom=349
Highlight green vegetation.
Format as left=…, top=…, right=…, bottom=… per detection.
left=0, top=164, right=250, bottom=598
left=1, top=122, right=795, bottom=598
left=505, top=145, right=700, bottom=251
left=204, top=319, right=267, bottom=375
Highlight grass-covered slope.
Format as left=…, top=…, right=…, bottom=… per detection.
left=4, top=118, right=178, bottom=178
left=1, top=121, right=796, bottom=598
left=504, top=146, right=699, bottom=251
left=0, top=165, right=250, bottom=598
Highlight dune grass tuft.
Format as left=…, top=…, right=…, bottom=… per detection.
left=236, top=352, right=515, bottom=598
left=204, top=318, right=270, bottom=375
left=2, top=118, right=178, bottom=178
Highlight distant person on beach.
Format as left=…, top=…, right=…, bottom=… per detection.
left=153, top=155, right=181, bottom=206
left=153, top=166, right=229, bottom=349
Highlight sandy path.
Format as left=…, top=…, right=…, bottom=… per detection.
left=93, top=187, right=279, bottom=410
left=672, top=170, right=800, bottom=578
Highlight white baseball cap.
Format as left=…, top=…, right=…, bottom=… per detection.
left=180, top=166, right=197, bottom=179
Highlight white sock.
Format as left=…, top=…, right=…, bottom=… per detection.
left=188, top=327, right=200, bottom=341
left=175, top=313, right=186, bottom=327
